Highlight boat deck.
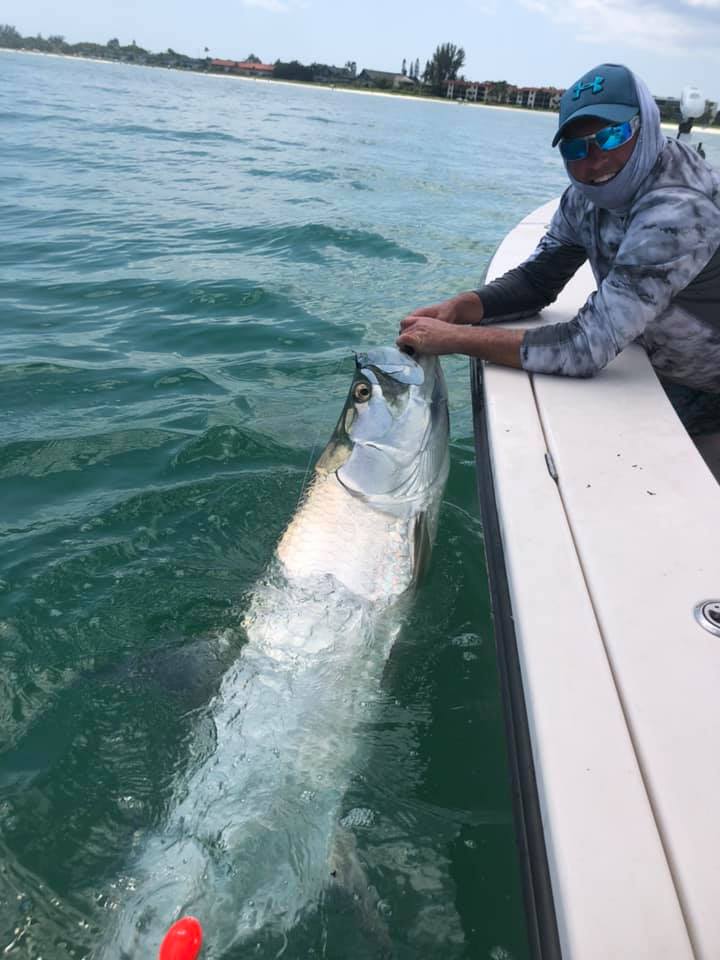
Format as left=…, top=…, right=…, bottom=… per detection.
left=473, top=199, right=720, bottom=960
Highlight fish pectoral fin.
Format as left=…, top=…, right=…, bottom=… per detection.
left=412, top=512, right=432, bottom=584
left=328, top=827, right=393, bottom=957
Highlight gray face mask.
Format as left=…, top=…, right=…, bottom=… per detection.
left=565, top=71, right=667, bottom=211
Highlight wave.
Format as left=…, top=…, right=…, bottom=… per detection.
left=245, top=167, right=339, bottom=183
left=0, top=277, right=335, bottom=330
left=170, top=424, right=300, bottom=470
left=0, top=429, right=179, bottom=481
left=199, top=222, right=427, bottom=264
left=96, top=122, right=246, bottom=145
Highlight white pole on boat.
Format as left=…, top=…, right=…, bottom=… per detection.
left=677, top=84, right=707, bottom=158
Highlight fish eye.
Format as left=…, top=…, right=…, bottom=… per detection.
left=353, top=381, right=372, bottom=403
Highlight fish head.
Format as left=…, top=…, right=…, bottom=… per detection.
left=316, top=347, right=449, bottom=517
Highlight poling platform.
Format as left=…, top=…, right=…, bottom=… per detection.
left=472, top=199, right=720, bottom=960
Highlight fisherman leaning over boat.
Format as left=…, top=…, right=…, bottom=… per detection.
left=397, top=63, right=720, bottom=435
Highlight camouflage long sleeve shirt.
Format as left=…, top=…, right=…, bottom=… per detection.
left=476, top=140, right=720, bottom=392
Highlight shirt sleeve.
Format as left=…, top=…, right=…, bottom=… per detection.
left=474, top=190, right=587, bottom=323
left=521, top=188, right=720, bottom=377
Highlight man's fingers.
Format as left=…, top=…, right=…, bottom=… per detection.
left=399, top=314, right=424, bottom=331
left=401, top=305, right=441, bottom=324
left=396, top=331, right=418, bottom=351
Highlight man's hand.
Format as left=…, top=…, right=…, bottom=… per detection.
left=397, top=316, right=525, bottom=369
left=397, top=315, right=468, bottom=355
left=401, top=291, right=484, bottom=327
left=397, top=290, right=523, bottom=368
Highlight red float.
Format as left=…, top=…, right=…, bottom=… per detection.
left=158, top=916, right=203, bottom=960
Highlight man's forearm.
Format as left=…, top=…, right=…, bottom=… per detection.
left=475, top=239, right=587, bottom=320
left=453, top=325, right=525, bottom=368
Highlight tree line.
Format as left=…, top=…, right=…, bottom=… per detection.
left=1, top=25, right=467, bottom=95
left=0, top=24, right=203, bottom=69
left=0, top=25, right=555, bottom=110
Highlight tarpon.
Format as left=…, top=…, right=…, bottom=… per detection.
left=102, top=346, right=450, bottom=958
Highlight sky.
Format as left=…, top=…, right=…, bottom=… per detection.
left=4, top=0, right=720, bottom=101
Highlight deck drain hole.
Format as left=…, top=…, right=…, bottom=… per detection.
left=694, top=600, right=720, bottom=637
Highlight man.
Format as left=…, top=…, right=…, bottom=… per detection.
left=396, top=64, right=720, bottom=435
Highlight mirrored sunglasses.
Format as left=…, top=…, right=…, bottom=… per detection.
left=559, top=115, right=640, bottom=162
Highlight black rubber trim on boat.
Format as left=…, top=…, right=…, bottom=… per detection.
left=470, top=358, right=562, bottom=960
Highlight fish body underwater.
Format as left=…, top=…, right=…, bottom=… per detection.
left=102, top=347, right=450, bottom=958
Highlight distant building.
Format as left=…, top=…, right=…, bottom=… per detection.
left=356, top=69, right=416, bottom=90
left=210, top=59, right=274, bottom=77
left=443, top=79, right=479, bottom=100
left=654, top=96, right=682, bottom=122
left=535, top=88, right=562, bottom=111
left=444, top=80, right=563, bottom=111
left=446, top=81, right=518, bottom=105
left=515, top=87, right=536, bottom=108
left=515, top=86, right=563, bottom=110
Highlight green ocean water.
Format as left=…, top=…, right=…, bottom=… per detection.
left=4, top=51, right=716, bottom=960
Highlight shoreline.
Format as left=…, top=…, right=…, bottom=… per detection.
left=204, top=68, right=563, bottom=117
left=1, top=47, right=554, bottom=118
left=3, top=47, right=720, bottom=135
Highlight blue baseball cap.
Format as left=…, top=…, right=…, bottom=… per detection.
left=552, top=64, right=640, bottom=146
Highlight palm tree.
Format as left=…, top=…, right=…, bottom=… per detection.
left=424, top=43, right=465, bottom=95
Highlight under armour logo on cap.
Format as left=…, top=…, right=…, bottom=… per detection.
left=572, top=76, right=605, bottom=100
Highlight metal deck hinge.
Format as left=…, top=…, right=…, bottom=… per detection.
left=544, top=451, right=558, bottom=482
